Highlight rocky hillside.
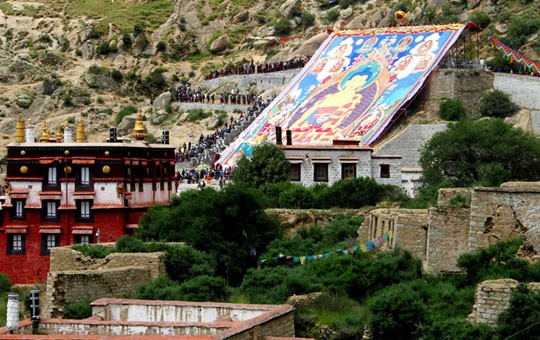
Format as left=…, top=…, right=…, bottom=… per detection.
left=0, top=0, right=538, bottom=151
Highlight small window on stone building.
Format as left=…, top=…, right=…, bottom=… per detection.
left=76, top=200, right=93, bottom=222
left=289, top=163, right=301, bottom=181
left=380, top=164, right=390, bottom=178
left=12, top=199, right=25, bottom=220
left=314, top=163, right=328, bottom=182
left=42, top=201, right=59, bottom=221
left=75, top=234, right=91, bottom=245
left=341, top=163, right=356, bottom=179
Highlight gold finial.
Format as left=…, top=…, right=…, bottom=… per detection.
left=76, top=121, right=86, bottom=143
left=56, top=124, right=63, bottom=143
left=15, top=114, right=25, bottom=143
left=40, top=120, right=50, bottom=142
left=131, top=108, right=147, bottom=140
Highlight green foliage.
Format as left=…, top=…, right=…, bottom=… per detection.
left=497, top=284, right=540, bottom=339
left=165, top=246, right=216, bottom=283
left=96, top=41, right=113, bottom=55
left=368, top=283, right=426, bottom=340
left=63, top=300, right=92, bottom=319
left=115, top=105, right=137, bottom=125
left=111, top=69, right=123, bottom=82
left=71, top=244, right=114, bottom=259
left=0, top=274, right=12, bottom=293
left=420, top=119, right=540, bottom=188
left=469, top=11, right=491, bottom=29
left=187, top=108, right=211, bottom=122
left=504, top=16, right=540, bottom=49
left=439, top=98, right=466, bottom=121
left=156, top=41, right=167, bottom=53
left=141, top=68, right=168, bottom=100
left=278, top=183, right=315, bottom=208
left=315, top=177, right=387, bottom=209
left=478, top=90, right=516, bottom=118
left=136, top=276, right=185, bottom=300
left=233, top=143, right=290, bottom=189
left=301, top=12, right=316, bottom=28
left=273, top=18, right=292, bottom=36
left=326, top=9, right=340, bottom=22
left=137, top=184, right=281, bottom=286
left=457, top=238, right=528, bottom=285
left=177, top=275, right=230, bottom=302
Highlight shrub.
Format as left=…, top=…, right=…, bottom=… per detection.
left=96, top=41, right=111, bottom=55
left=156, top=41, right=167, bottom=53
left=497, top=284, right=540, bottom=339
left=278, top=184, right=315, bottom=208
left=478, top=90, right=516, bottom=118
left=187, top=108, right=211, bottom=122
left=111, top=69, right=123, bottom=82
left=0, top=274, right=12, bottom=293
left=178, top=276, right=230, bottom=302
left=301, top=12, right=316, bottom=28
left=326, top=9, right=340, bottom=22
left=273, top=18, right=292, bottom=36
left=115, top=105, right=138, bottom=125
left=469, top=11, right=491, bottom=29
left=439, top=98, right=466, bottom=121
left=136, top=277, right=184, bottom=300
left=165, top=246, right=216, bottom=283
left=71, top=244, right=114, bottom=259
left=63, top=300, right=92, bottom=319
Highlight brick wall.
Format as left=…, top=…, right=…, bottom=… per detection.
left=469, top=279, right=540, bottom=327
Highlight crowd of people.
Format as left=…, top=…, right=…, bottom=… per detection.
left=169, top=84, right=263, bottom=105
left=175, top=95, right=274, bottom=169
left=205, top=56, right=310, bottom=80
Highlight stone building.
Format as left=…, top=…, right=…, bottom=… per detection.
left=278, top=140, right=402, bottom=188
left=0, top=112, right=177, bottom=284
left=359, top=183, right=540, bottom=273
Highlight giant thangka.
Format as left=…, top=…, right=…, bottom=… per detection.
left=217, top=24, right=466, bottom=168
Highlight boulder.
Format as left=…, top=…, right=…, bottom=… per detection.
left=153, top=92, right=172, bottom=111
left=79, top=24, right=95, bottom=44
left=0, top=118, right=16, bottom=135
left=205, top=116, right=221, bottom=130
left=117, top=113, right=137, bottom=135
left=234, top=10, right=249, bottom=23
left=279, top=0, right=300, bottom=18
left=340, top=7, right=353, bottom=19
left=209, top=35, right=229, bottom=54
left=151, top=110, right=169, bottom=125
left=132, top=33, right=148, bottom=57
left=79, top=41, right=95, bottom=59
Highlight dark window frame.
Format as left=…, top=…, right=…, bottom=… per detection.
left=7, top=233, right=26, bottom=255
left=75, top=166, right=93, bottom=191
left=41, top=234, right=59, bottom=256
left=380, top=164, right=390, bottom=178
left=41, top=200, right=60, bottom=222
left=314, top=163, right=329, bottom=182
left=76, top=200, right=94, bottom=222
left=289, top=163, right=301, bottom=181
left=74, top=234, right=91, bottom=245
left=341, top=163, right=357, bottom=180
left=43, top=165, right=61, bottom=191
left=11, top=199, right=26, bottom=220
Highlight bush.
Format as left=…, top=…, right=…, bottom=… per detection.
left=115, top=105, right=138, bottom=125
left=187, top=108, right=211, bottom=122
left=497, top=284, right=540, bottom=339
left=301, top=12, right=316, bottom=28
left=165, top=246, right=216, bottom=283
left=469, top=11, right=491, bottom=29
left=156, top=41, right=167, bottom=53
left=111, top=69, right=123, bottom=82
left=178, top=276, right=230, bottom=302
left=439, top=98, right=466, bottom=121
left=63, top=300, right=92, bottom=319
left=71, top=244, right=114, bottom=259
left=96, top=41, right=112, bottom=55
left=326, top=9, right=340, bottom=22
left=478, top=90, right=516, bottom=118
left=274, top=18, right=292, bottom=36
left=136, top=277, right=185, bottom=300
left=0, top=274, right=12, bottom=293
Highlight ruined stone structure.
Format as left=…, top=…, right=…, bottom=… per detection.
left=42, top=247, right=167, bottom=319
left=469, top=279, right=540, bottom=327
left=1, top=298, right=297, bottom=339
left=359, top=183, right=540, bottom=273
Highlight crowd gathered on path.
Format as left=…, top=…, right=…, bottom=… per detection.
left=205, top=55, right=310, bottom=80
left=169, top=84, right=264, bottom=105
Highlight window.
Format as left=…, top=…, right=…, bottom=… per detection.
left=47, top=167, right=57, bottom=185
left=76, top=200, right=93, bottom=221
left=380, top=164, right=390, bottom=178
left=341, top=163, right=356, bottom=179
left=42, top=201, right=59, bottom=221
left=75, top=235, right=91, bottom=245
left=80, top=167, right=90, bottom=185
left=41, top=234, right=59, bottom=255
left=12, top=199, right=25, bottom=220
left=7, top=234, right=25, bottom=255
left=314, top=163, right=329, bottom=182
left=289, top=163, right=301, bottom=181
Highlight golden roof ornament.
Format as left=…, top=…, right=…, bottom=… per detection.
left=76, top=121, right=86, bottom=143
left=15, top=114, right=25, bottom=143
left=131, top=108, right=148, bottom=140
left=56, top=124, right=63, bottom=143
left=40, top=120, right=50, bottom=142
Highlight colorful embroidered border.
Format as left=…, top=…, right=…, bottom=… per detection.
left=489, top=36, right=540, bottom=76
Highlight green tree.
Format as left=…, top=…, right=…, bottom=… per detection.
left=232, top=143, right=290, bottom=189
left=137, top=184, right=281, bottom=285
left=478, top=90, right=516, bottom=118
left=420, top=119, right=540, bottom=188
left=165, top=246, right=216, bottom=283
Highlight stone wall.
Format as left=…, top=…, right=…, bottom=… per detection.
left=43, top=247, right=167, bottom=319
left=358, top=208, right=429, bottom=261
left=468, top=279, right=540, bottom=327
left=424, top=206, right=471, bottom=272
